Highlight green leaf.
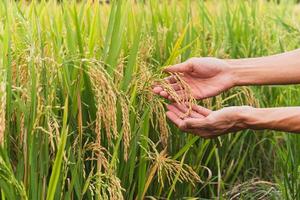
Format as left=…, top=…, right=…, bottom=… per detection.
left=46, top=98, right=69, bottom=200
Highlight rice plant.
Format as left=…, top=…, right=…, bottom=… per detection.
left=0, top=0, right=299, bottom=199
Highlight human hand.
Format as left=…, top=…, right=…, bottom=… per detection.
left=153, top=57, right=236, bottom=100
left=166, top=103, right=252, bottom=138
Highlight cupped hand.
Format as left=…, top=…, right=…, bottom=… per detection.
left=166, top=103, right=251, bottom=139
left=153, top=57, right=236, bottom=100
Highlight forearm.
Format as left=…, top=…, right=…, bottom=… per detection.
left=240, top=107, right=300, bottom=133
left=227, top=49, right=300, bottom=86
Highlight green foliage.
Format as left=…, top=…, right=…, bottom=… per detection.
left=0, top=0, right=299, bottom=199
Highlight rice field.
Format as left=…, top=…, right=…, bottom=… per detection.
left=0, top=0, right=300, bottom=199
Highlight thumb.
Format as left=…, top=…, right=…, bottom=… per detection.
left=164, top=61, right=192, bottom=73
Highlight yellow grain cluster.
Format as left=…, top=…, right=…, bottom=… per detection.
left=160, top=72, right=196, bottom=117
left=88, top=60, right=131, bottom=160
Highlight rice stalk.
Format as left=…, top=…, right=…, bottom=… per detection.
left=114, top=51, right=126, bottom=86
left=88, top=59, right=131, bottom=160
left=119, top=95, right=131, bottom=159
left=1, top=0, right=299, bottom=199
left=86, top=142, right=109, bottom=171
left=86, top=141, right=124, bottom=199
left=159, top=72, right=196, bottom=117
left=224, top=178, right=280, bottom=200
left=90, top=64, right=118, bottom=142
left=95, top=171, right=125, bottom=200
left=134, top=59, right=171, bottom=147
left=141, top=137, right=202, bottom=197
left=151, top=100, right=169, bottom=147
left=0, top=155, right=27, bottom=200
left=0, top=75, right=6, bottom=146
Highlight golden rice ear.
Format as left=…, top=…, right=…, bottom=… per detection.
left=138, top=36, right=155, bottom=61
left=220, top=86, right=259, bottom=109
left=95, top=172, right=125, bottom=200
left=88, top=60, right=131, bottom=161
left=224, top=178, right=277, bottom=199
left=119, top=95, right=131, bottom=160
left=138, top=63, right=196, bottom=148
left=142, top=138, right=206, bottom=190
left=159, top=72, right=196, bottom=117
left=148, top=97, right=169, bottom=147
left=131, top=58, right=171, bottom=148
left=89, top=64, right=118, bottom=142
left=85, top=142, right=110, bottom=172
left=84, top=139, right=124, bottom=199
left=114, top=51, right=125, bottom=86
left=239, top=86, right=259, bottom=107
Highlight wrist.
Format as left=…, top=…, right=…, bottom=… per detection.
left=238, top=107, right=270, bottom=131
left=226, top=59, right=264, bottom=86
left=225, top=106, right=255, bottom=130
left=234, top=106, right=257, bottom=130
left=228, top=63, right=253, bottom=86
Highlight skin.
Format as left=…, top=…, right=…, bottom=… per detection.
left=153, top=57, right=235, bottom=100
left=153, top=49, right=300, bottom=138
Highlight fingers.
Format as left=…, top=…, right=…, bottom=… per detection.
left=166, top=104, right=186, bottom=119
left=170, top=103, right=204, bottom=118
left=152, top=86, right=183, bottom=100
left=151, top=84, right=169, bottom=98
left=152, top=88, right=191, bottom=101
left=167, top=113, right=208, bottom=129
left=164, top=90, right=192, bottom=101
left=152, top=76, right=183, bottom=99
left=166, top=104, right=208, bottom=129
left=152, top=75, right=177, bottom=91
left=170, top=83, right=183, bottom=91
left=170, top=103, right=211, bottom=118
left=152, top=86, right=163, bottom=94
left=174, top=90, right=190, bottom=101
left=164, top=76, right=177, bottom=84
left=160, top=90, right=169, bottom=98
left=191, top=104, right=212, bottom=116
left=164, top=61, right=192, bottom=73
left=172, top=102, right=212, bottom=117
left=166, top=111, right=185, bottom=128
left=166, top=107, right=217, bottom=139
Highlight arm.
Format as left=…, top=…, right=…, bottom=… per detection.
left=166, top=104, right=300, bottom=138
left=153, top=49, right=300, bottom=100
left=241, top=107, right=300, bottom=133
left=228, top=49, right=300, bottom=85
